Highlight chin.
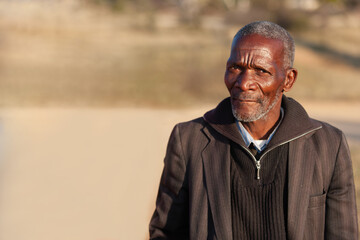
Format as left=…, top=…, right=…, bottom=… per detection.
left=232, top=107, right=262, bottom=122
left=231, top=102, right=271, bottom=122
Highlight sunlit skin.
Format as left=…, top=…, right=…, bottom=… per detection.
left=224, top=34, right=298, bottom=140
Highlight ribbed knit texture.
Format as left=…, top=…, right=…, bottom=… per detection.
left=230, top=142, right=289, bottom=240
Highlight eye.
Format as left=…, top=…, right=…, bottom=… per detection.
left=255, top=67, right=270, bottom=74
left=229, top=64, right=241, bottom=71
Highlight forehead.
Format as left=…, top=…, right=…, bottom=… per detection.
left=230, top=34, right=284, bottom=63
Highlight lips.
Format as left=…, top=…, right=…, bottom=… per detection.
left=233, top=99, right=257, bottom=102
left=231, top=90, right=262, bottom=102
left=231, top=96, right=261, bottom=103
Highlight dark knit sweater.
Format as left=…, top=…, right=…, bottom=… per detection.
left=230, top=141, right=289, bottom=240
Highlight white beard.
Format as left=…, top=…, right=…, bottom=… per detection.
left=231, top=89, right=282, bottom=122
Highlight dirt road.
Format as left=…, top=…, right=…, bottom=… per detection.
left=0, top=102, right=359, bottom=240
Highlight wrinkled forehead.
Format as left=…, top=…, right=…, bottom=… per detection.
left=230, top=34, right=284, bottom=61
left=229, top=48, right=274, bottom=61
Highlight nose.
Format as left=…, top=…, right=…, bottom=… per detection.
left=234, top=70, right=255, bottom=91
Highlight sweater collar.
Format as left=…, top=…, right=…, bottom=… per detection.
left=203, top=96, right=322, bottom=148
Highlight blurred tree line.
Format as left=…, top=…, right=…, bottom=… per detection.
left=87, top=0, right=359, bottom=30
left=89, top=0, right=359, bottom=12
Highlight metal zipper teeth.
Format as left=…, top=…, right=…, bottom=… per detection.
left=241, top=126, right=322, bottom=180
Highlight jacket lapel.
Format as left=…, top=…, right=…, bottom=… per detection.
left=287, top=136, right=316, bottom=240
left=202, top=127, right=233, bottom=240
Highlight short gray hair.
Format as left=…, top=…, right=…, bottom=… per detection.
left=234, top=21, right=295, bottom=68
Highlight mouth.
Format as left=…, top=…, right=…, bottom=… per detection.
left=231, top=97, right=259, bottom=104
left=233, top=99, right=256, bottom=102
left=231, top=92, right=261, bottom=103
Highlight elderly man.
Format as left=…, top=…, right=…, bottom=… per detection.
left=149, top=21, right=358, bottom=239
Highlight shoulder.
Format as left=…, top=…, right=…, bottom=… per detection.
left=176, top=117, right=206, bottom=131
left=282, top=96, right=345, bottom=146
left=307, top=118, right=348, bottom=157
left=172, top=117, right=209, bottom=145
left=311, top=118, right=344, bottom=141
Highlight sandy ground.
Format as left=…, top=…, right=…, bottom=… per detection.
left=0, top=101, right=359, bottom=240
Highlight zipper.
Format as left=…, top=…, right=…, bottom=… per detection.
left=255, top=160, right=261, bottom=180
left=241, top=126, right=322, bottom=180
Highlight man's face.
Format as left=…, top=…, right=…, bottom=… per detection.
left=224, top=34, right=287, bottom=122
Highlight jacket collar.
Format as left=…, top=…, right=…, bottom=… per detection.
left=203, top=95, right=322, bottom=147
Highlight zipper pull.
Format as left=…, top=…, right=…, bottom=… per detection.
left=255, top=161, right=261, bottom=180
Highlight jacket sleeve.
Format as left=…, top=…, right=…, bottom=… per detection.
left=149, top=124, right=189, bottom=240
left=325, top=133, right=358, bottom=239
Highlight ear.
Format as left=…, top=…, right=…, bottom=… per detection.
left=283, top=68, right=298, bottom=92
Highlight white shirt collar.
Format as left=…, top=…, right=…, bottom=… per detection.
left=236, top=108, right=284, bottom=152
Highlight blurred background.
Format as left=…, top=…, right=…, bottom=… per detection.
left=0, top=0, right=359, bottom=239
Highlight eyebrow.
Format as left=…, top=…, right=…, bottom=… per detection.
left=227, top=59, right=273, bottom=70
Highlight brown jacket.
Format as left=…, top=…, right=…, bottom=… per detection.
left=149, top=96, right=358, bottom=240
